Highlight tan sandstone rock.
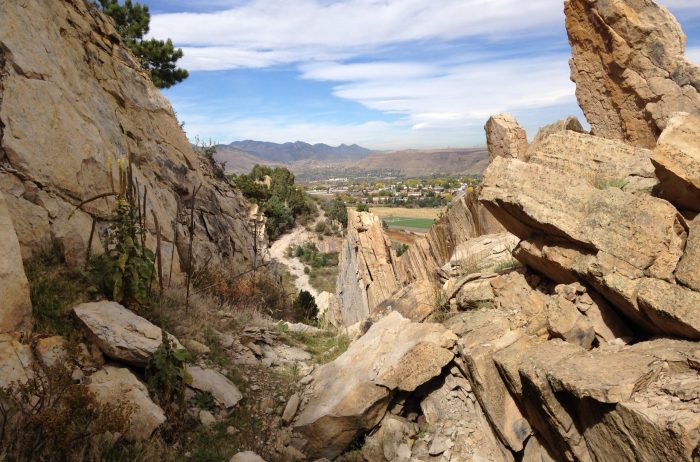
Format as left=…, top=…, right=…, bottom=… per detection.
left=74, top=301, right=182, bottom=367
left=376, top=279, right=437, bottom=322
left=0, top=192, right=32, bottom=333
left=335, top=210, right=402, bottom=326
left=88, top=366, right=166, bottom=441
left=485, top=113, right=529, bottom=161
left=652, top=112, right=700, bottom=211
left=676, top=215, right=700, bottom=291
left=0, top=333, right=33, bottom=388
left=566, top=0, right=700, bottom=148
left=526, top=116, right=585, bottom=158
left=293, top=311, right=456, bottom=459
left=0, top=1, right=265, bottom=273
left=528, top=131, right=658, bottom=195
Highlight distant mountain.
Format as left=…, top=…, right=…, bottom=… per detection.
left=354, top=148, right=489, bottom=177
left=224, top=140, right=373, bottom=163
left=214, top=145, right=278, bottom=174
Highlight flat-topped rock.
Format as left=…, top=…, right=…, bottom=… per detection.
left=73, top=301, right=182, bottom=367
left=187, top=365, right=243, bottom=409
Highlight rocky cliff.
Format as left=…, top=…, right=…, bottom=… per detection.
left=293, top=1, right=700, bottom=460
left=0, top=0, right=265, bottom=285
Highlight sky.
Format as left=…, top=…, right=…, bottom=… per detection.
left=146, top=0, right=700, bottom=150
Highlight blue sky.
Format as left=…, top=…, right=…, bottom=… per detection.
left=146, top=1, right=700, bottom=150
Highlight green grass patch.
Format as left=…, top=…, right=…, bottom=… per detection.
left=382, top=216, right=435, bottom=230
left=275, top=325, right=350, bottom=364
left=24, top=242, right=95, bottom=336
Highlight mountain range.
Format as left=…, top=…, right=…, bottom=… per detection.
left=214, top=140, right=489, bottom=179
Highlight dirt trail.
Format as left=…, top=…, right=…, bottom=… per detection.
left=270, top=211, right=326, bottom=298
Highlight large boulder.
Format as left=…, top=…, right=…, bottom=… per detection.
left=484, top=113, right=529, bottom=161
left=186, top=365, right=243, bottom=409
left=87, top=366, right=166, bottom=441
left=0, top=0, right=265, bottom=272
left=293, top=311, right=456, bottom=459
left=0, top=192, right=32, bottom=333
left=566, top=0, right=700, bottom=148
left=0, top=333, right=33, bottom=388
left=676, top=215, right=700, bottom=291
left=73, top=301, right=182, bottom=367
left=651, top=112, right=700, bottom=211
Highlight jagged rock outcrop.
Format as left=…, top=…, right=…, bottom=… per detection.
left=0, top=0, right=265, bottom=275
left=566, top=0, right=700, bottom=148
left=0, top=192, right=32, bottom=333
left=335, top=210, right=402, bottom=326
left=293, top=312, right=457, bottom=459
left=484, top=113, right=529, bottom=161
left=526, top=116, right=585, bottom=158
left=397, top=191, right=504, bottom=287
left=651, top=111, right=700, bottom=211
left=480, top=156, right=693, bottom=337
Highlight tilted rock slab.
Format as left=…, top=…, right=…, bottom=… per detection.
left=397, top=190, right=504, bottom=286
left=528, top=131, right=658, bottom=195
left=566, top=0, right=700, bottom=148
left=293, top=311, right=456, bottom=459
left=481, top=157, right=691, bottom=336
left=186, top=365, right=243, bottom=408
left=88, top=366, right=166, bottom=441
left=485, top=113, right=529, bottom=161
left=0, top=0, right=265, bottom=272
left=335, top=210, right=402, bottom=326
left=0, top=192, right=32, bottom=333
left=74, top=301, right=182, bottom=367
left=651, top=111, right=700, bottom=212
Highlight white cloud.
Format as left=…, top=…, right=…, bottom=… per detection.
left=687, top=46, right=700, bottom=64
left=150, top=0, right=564, bottom=71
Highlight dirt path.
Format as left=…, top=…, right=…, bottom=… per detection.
left=270, top=211, right=326, bottom=298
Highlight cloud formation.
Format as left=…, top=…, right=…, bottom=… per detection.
left=151, top=0, right=698, bottom=148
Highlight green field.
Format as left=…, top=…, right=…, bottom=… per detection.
left=382, top=216, right=435, bottom=230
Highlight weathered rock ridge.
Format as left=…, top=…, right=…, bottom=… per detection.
left=0, top=0, right=266, bottom=279
left=567, top=0, right=700, bottom=147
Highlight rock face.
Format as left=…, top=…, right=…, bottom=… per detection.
left=0, top=333, right=33, bottom=388
left=335, top=210, right=402, bottom=326
left=74, top=301, right=183, bottom=367
left=0, top=0, right=265, bottom=273
left=528, top=131, right=658, bottom=195
left=651, top=112, right=700, bottom=211
left=485, top=114, right=529, bottom=161
left=566, top=0, right=700, bottom=148
left=88, top=366, right=166, bottom=441
left=293, top=312, right=456, bottom=459
left=0, top=192, right=32, bottom=333
left=526, top=116, right=585, bottom=158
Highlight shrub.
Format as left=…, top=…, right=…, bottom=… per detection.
left=145, top=332, right=192, bottom=413
left=293, top=290, right=318, bottom=323
left=356, top=203, right=370, bottom=213
left=0, top=363, right=132, bottom=462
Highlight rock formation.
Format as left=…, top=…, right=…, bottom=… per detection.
left=0, top=0, right=265, bottom=276
left=566, top=0, right=700, bottom=147
left=335, top=210, right=402, bottom=326
left=301, top=2, right=700, bottom=460
left=0, top=192, right=32, bottom=333
left=484, top=113, right=529, bottom=161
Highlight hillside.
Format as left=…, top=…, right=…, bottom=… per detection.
left=354, top=148, right=488, bottom=177
left=215, top=144, right=279, bottom=173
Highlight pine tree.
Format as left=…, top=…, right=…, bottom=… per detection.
left=98, top=0, right=189, bottom=89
